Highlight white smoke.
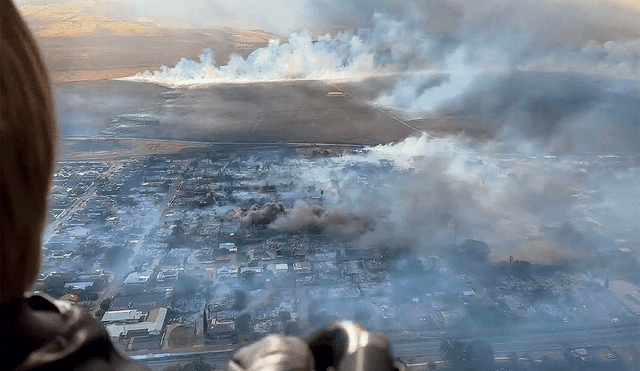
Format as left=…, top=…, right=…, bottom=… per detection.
left=519, top=38, right=640, bottom=79
left=374, top=36, right=639, bottom=113
left=120, top=32, right=380, bottom=86
left=271, top=134, right=639, bottom=263
left=374, top=47, right=486, bottom=112
left=119, top=8, right=638, bottom=131
left=118, top=13, right=446, bottom=87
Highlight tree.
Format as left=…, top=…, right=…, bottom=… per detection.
left=441, top=340, right=465, bottom=365
left=278, top=311, right=291, bottom=323
left=103, top=245, right=130, bottom=269
left=284, top=320, right=300, bottom=336
left=178, top=358, right=214, bottom=371
left=76, top=238, right=101, bottom=258
left=458, top=239, right=490, bottom=263
left=466, top=340, right=495, bottom=371
left=81, top=291, right=98, bottom=301
left=99, top=298, right=112, bottom=311
left=232, top=290, right=247, bottom=311
left=161, top=358, right=215, bottom=371
left=237, top=314, right=252, bottom=334
left=511, top=260, right=531, bottom=279
left=174, top=274, right=199, bottom=297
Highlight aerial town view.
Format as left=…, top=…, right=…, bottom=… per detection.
left=11, top=0, right=640, bottom=370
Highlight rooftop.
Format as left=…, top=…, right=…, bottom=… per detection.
left=101, top=309, right=145, bottom=323
left=105, top=308, right=167, bottom=338
left=123, top=269, right=153, bottom=285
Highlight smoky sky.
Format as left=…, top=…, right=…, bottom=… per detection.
left=15, top=1, right=640, bottom=41
left=433, top=72, right=640, bottom=153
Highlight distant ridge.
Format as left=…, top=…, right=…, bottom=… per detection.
left=19, top=0, right=159, bottom=37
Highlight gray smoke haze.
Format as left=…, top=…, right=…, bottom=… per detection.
left=269, top=204, right=372, bottom=236
left=431, top=72, right=640, bottom=153
left=268, top=136, right=639, bottom=264
left=15, top=0, right=640, bottom=41
left=111, top=0, right=639, bottom=154
left=241, top=202, right=286, bottom=226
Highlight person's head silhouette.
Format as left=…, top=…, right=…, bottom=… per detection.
left=0, top=2, right=151, bottom=370
left=1, top=0, right=57, bottom=304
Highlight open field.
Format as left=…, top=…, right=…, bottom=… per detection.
left=54, top=79, right=435, bottom=151
left=168, top=326, right=196, bottom=349
left=36, top=32, right=270, bottom=84
left=19, top=1, right=277, bottom=84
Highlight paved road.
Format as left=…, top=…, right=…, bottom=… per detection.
left=90, top=159, right=188, bottom=314
left=325, top=82, right=431, bottom=137
left=65, top=135, right=367, bottom=148
left=127, top=322, right=639, bottom=369
left=44, top=161, right=124, bottom=244
left=126, top=158, right=191, bottom=270
left=132, top=348, right=235, bottom=371
left=388, top=322, right=640, bottom=359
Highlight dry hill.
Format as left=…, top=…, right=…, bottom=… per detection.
left=19, top=1, right=277, bottom=84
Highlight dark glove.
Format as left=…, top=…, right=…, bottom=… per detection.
left=226, top=335, right=314, bottom=371
left=226, top=322, right=396, bottom=371
left=307, top=321, right=396, bottom=371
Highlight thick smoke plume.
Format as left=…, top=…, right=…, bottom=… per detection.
left=119, top=0, right=639, bottom=153
left=268, top=135, right=639, bottom=264
left=120, top=0, right=638, bottom=86
left=113, top=0, right=640, bottom=263
left=239, top=202, right=286, bottom=226
left=269, top=204, right=372, bottom=236
left=122, top=33, right=376, bottom=85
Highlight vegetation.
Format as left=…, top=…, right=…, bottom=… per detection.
left=232, top=290, right=247, bottom=311
left=440, top=340, right=495, bottom=371
left=168, top=326, right=196, bottom=348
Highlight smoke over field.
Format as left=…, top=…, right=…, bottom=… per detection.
left=119, top=0, right=638, bottom=153
left=266, top=135, right=639, bottom=265
left=116, top=0, right=634, bottom=265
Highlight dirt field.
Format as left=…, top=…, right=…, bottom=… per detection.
left=36, top=31, right=273, bottom=85
left=168, top=326, right=196, bottom=348
left=54, top=79, right=425, bottom=147
left=20, top=2, right=278, bottom=85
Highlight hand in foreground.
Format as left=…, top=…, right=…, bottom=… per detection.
left=227, top=322, right=396, bottom=371
left=227, top=335, right=314, bottom=371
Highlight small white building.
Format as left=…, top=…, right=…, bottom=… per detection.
left=229, top=265, right=239, bottom=277
left=101, top=309, right=144, bottom=324
left=326, top=91, right=344, bottom=97
left=64, top=281, right=94, bottom=291
left=156, top=268, right=180, bottom=283
left=123, top=269, right=153, bottom=285
left=267, top=263, right=289, bottom=274
left=219, top=243, right=237, bottom=253
left=462, top=289, right=476, bottom=297
left=293, top=261, right=312, bottom=274
left=105, top=308, right=168, bottom=338
left=241, top=266, right=263, bottom=274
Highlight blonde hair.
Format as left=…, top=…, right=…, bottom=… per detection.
left=1, top=0, right=57, bottom=302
